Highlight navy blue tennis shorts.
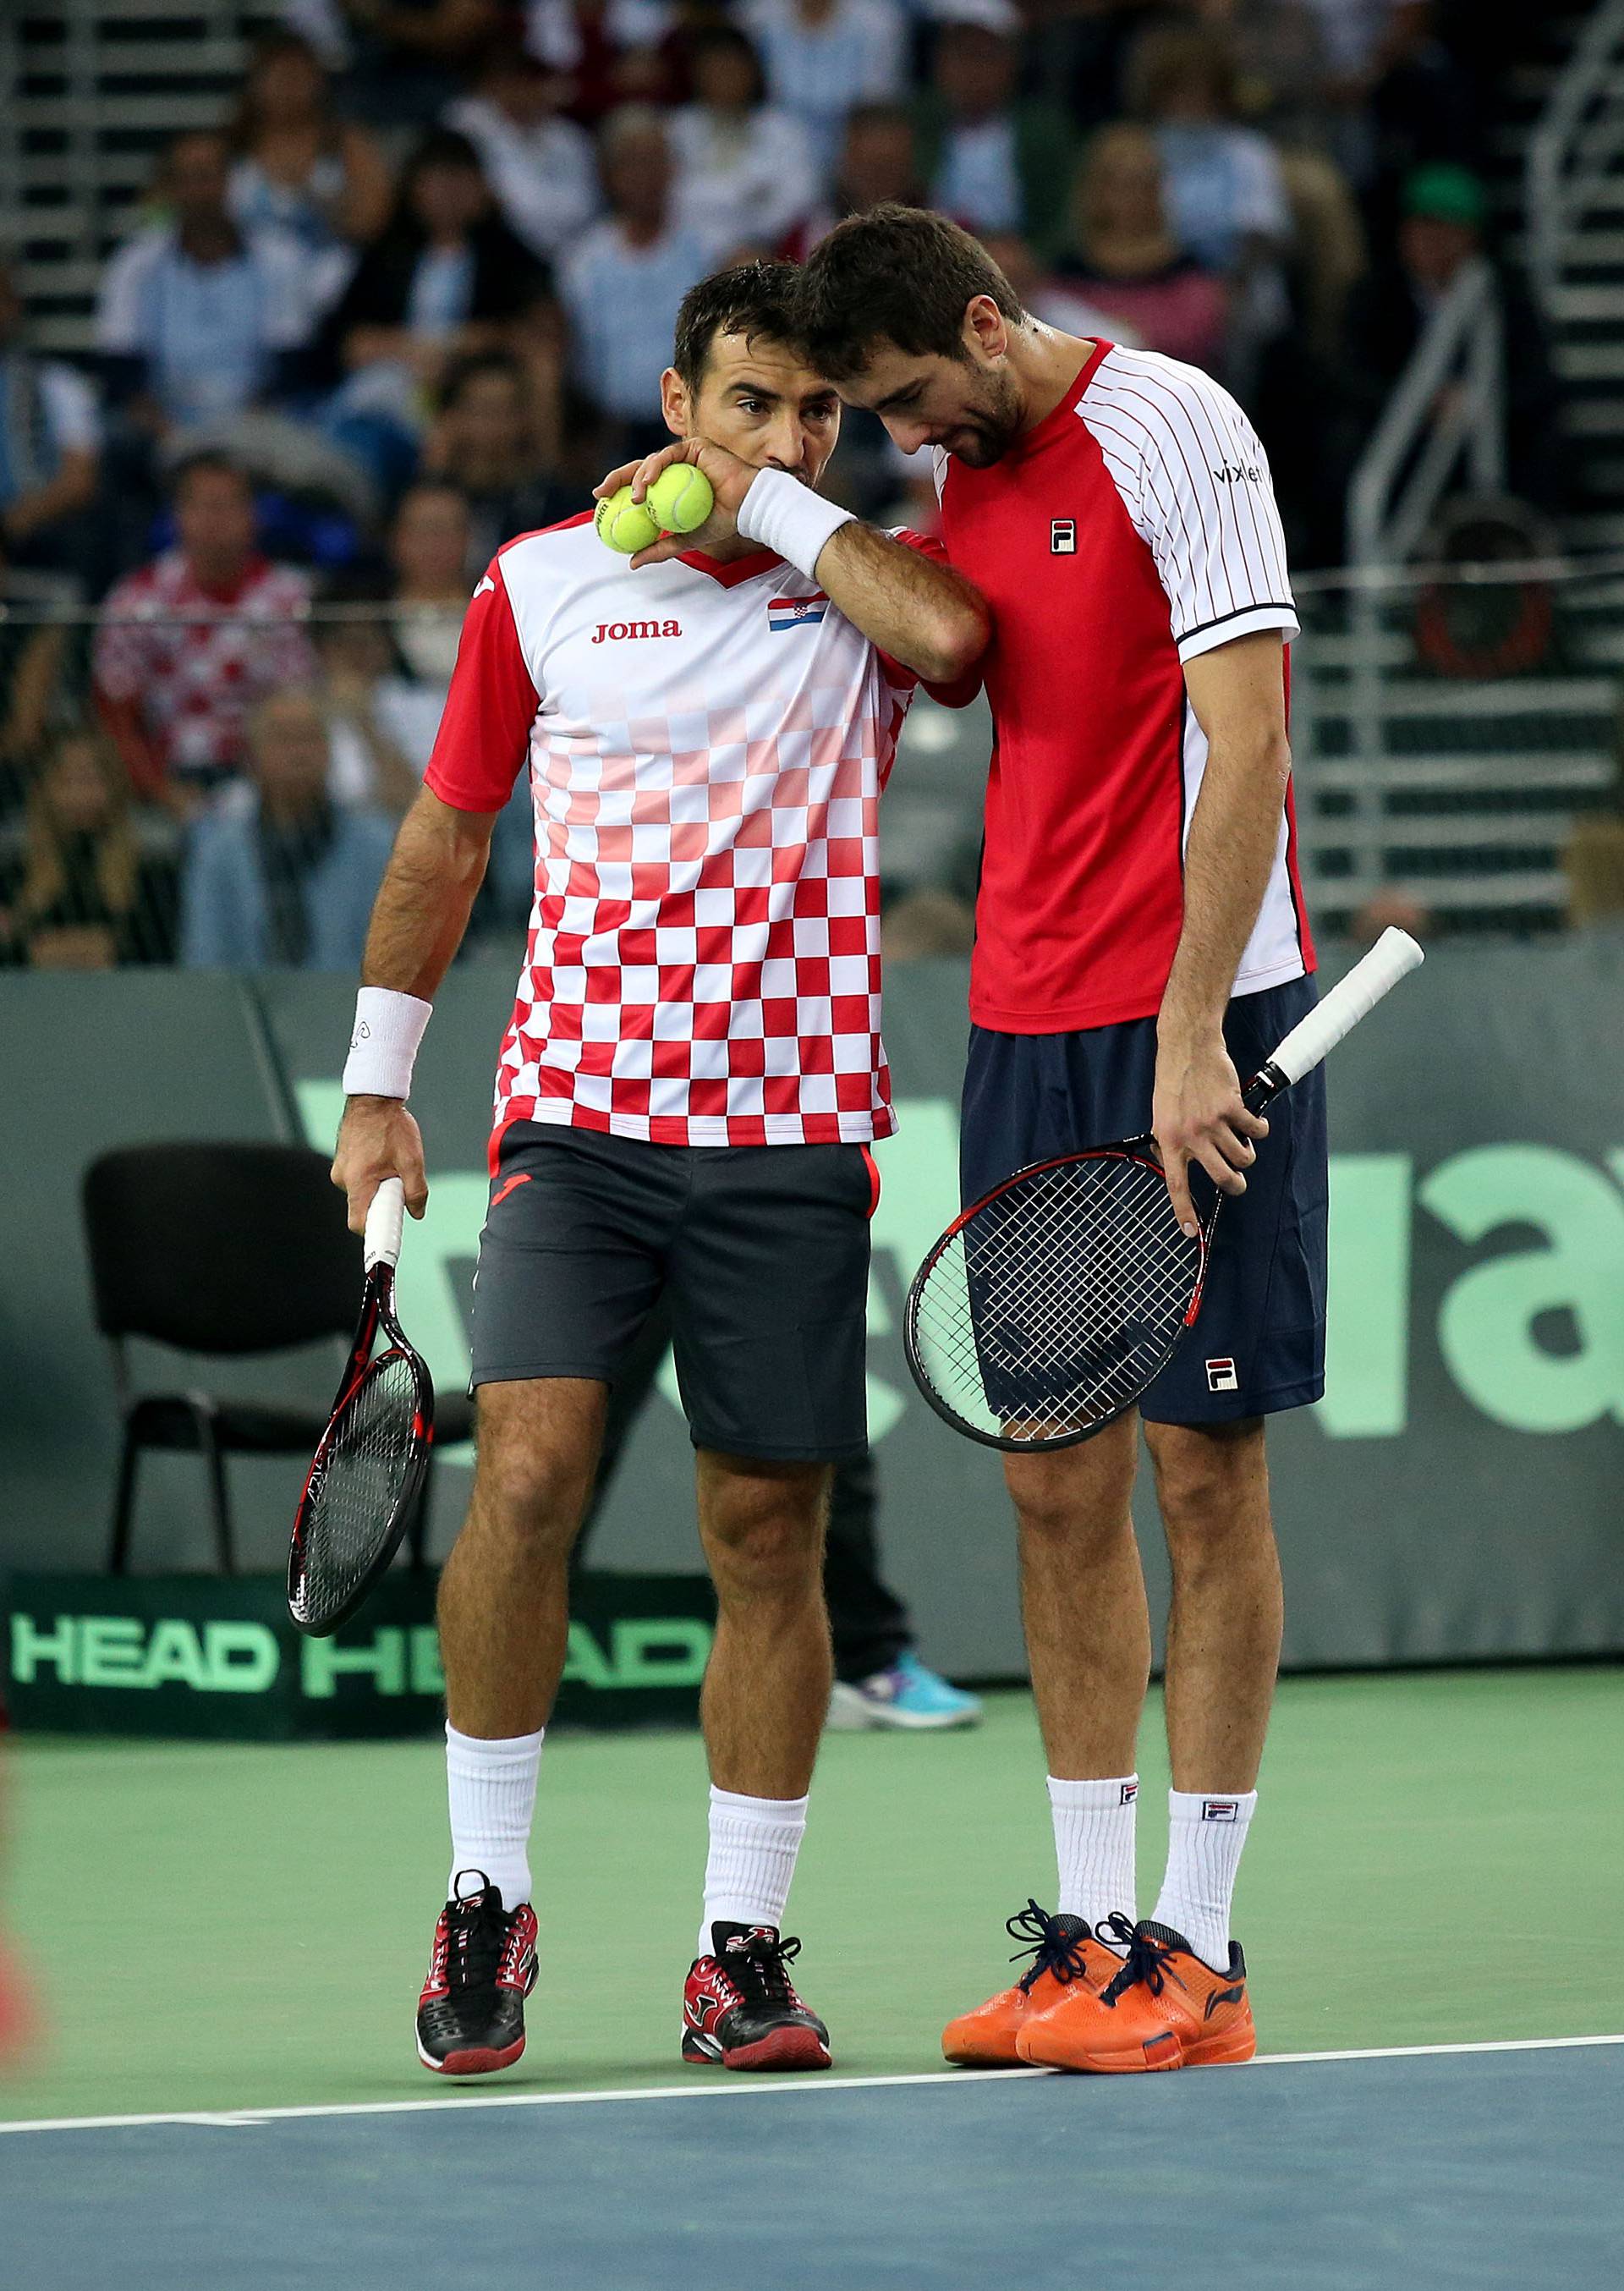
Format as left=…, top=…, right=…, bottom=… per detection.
left=959, top=975, right=1328, bottom=1424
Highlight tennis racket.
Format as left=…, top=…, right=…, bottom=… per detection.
left=288, top=1177, right=434, bottom=1636
left=904, top=928, right=1424, bottom=1453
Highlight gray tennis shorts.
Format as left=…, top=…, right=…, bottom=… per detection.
left=469, top=1122, right=878, bottom=1462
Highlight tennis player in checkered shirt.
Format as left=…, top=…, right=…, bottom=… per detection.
left=331, top=262, right=989, bottom=2079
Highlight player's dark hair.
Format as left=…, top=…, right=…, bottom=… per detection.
left=794, top=204, right=1023, bottom=381
left=672, top=261, right=803, bottom=390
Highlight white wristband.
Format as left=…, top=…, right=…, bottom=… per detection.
left=735, top=468, right=855, bottom=580
left=343, top=987, right=432, bottom=1101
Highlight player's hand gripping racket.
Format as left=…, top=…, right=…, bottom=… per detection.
left=288, top=1177, right=434, bottom=1634
left=904, top=928, right=1424, bottom=1453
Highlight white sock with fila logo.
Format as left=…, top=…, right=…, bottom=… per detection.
left=1152, top=1788, right=1258, bottom=1971
left=1047, top=1774, right=1138, bottom=1943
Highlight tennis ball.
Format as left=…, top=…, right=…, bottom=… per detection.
left=595, top=485, right=661, bottom=554
left=647, top=463, right=715, bottom=535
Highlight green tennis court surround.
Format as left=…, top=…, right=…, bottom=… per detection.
left=3, top=1673, right=1620, bottom=2126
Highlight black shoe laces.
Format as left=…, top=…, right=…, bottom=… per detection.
left=1005, top=1900, right=1094, bottom=1994
left=442, top=1878, right=514, bottom=1994
left=1096, top=1915, right=1189, bottom=2006
left=721, top=1930, right=803, bottom=2009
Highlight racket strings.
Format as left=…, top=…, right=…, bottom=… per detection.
left=911, top=1156, right=1200, bottom=1442
left=295, top=1349, right=421, bottom=1630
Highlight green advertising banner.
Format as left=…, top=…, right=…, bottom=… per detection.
left=2, top=1571, right=716, bottom=1739
left=3, top=942, right=1622, bottom=1684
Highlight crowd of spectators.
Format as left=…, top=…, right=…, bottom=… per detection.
left=0, top=1, right=1545, bottom=972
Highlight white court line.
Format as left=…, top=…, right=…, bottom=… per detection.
left=1, top=2034, right=1620, bottom=2138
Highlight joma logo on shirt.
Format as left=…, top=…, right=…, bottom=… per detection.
left=592, top=618, right=682, bottom=643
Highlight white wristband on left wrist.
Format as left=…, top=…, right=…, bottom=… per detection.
left=735, top=468, right=855, bottom=580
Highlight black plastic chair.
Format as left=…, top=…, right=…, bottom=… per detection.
left=81, top=1142, right=470, bottom=1574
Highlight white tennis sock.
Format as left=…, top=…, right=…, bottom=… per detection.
left=445, top=1722, right=545, bottom=1909
left=1152, top=1788, right=1258, bottom=1970
left=698, top=1787, right=809, bottom=1960
left=1047, top=1774, right=1138, bottom=1943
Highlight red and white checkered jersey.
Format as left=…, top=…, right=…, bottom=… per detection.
left=425, top=513, right=927, bottom=1151
left=92, top=550, right=315, bottom=788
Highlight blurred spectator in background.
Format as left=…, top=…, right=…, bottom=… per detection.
left=1127, top=19, right=1292, bottom=382
left=1057, top=123, right=1229, bottom=371
left=0, top=259, right=102, bottom=584
left=316, top=128, right=556, bottom=492
left=558, top=108, right=710, bottom=453
left=670, top=27, right=820, bottom=261
left=881, top=886, right=975, bottom=961
left=93, top=454, right=316, bottom=810
left=385, top=477, right=475, bottom=693
left=444, top=40, right=601, bottom=262
left=524, top=0, right=679, bottom=125
left=779, top=100, right=924, bottom=259
left=180, top=686, right=393, bottom=968
left=226, top=30, right=393, bottom=316
left=313, top=579, right=428, bottom=812
left=311, top=0, right=508, bottom=126
left=1340, top=164, right=1566, bottom=513
left=421, top=349, right=579, bottom=564
left=0, top=728, right=179, bottom=970
left=914, top=21, right=1077, bottom=262
left=96, top=132, right=315, bottom=438
left=982, top=229, right=1140, bottom=349
left=742, top=0, right=907, bottom=173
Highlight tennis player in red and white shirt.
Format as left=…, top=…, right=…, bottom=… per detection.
left=799, top=208, right=1326, bottom=2072
left=331, top=262, right=988, bottom=2080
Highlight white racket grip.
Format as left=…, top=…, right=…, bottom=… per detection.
left=1265, top=928, right=1424, bottom=1085
left=364, top=1177, right=405, bottom=1272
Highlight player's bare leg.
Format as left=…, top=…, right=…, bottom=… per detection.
left=415, top=1376, right=606, bottom=2075
left=437, top=1377, right=606, bottom=1739
left=1006, top=1413, right=1151, bottom=1781
left=683, top=1451, right=835, bottom=2071
left=695, top=1452, right=831, bottom=1799
left=1145, top=1416, right=1281, bottom=1794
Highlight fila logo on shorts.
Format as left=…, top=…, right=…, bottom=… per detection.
left=768, top=593, right=830, bottom=630
left=1205, top=1357, right=1239, bottom=1393
left=1050, top=518, right=1076, bottom=554
left=1201, top=1799, right=1240, bottom=1822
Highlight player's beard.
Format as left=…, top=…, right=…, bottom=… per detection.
left=943, top=366, right=1027, bottom=468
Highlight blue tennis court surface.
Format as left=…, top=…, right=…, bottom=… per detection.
left=6, top=2041, right=1620, bottom=2291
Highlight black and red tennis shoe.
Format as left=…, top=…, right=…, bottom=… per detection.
left=415, top=1870, right=538, bottom=2076
left=682, top=1924, right=831, bottom=2071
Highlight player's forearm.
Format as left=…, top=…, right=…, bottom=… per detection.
left=812, top=523, right=990, bottom=684
left=1160, top=722, right=1292, bottom=1041
left=359, top=787, right=494, bottom=1003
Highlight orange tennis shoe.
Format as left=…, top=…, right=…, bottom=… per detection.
left=1016, top=1917, right=1255, bottom=2074
left=942, top=1902, right=1122, bottom=2067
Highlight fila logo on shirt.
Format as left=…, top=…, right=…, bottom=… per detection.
left=1201, top=1799, right=1240, bottom=1823
left=591, top=618, right=683, bottom=644
left=1050, top=518, right=1077, bottom=555
left=1205, top=1357, right=1239, bottom=1393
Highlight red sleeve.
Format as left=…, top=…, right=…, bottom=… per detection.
left=877, top=529, right=984, bottom=711
left=422, top=559, right=540, bottom=811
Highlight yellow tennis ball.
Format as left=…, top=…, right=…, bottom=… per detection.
left=595, top=485, right=661, bottom=554
left=646, top=463, right=715, bottom=535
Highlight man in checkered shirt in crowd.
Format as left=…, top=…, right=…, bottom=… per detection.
left=330, top=262, right=990, bottom=2080
left=92, top=453, right=315, bottom=813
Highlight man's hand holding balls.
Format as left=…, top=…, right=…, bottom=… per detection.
left=593, top=437, right=763, bottom=566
